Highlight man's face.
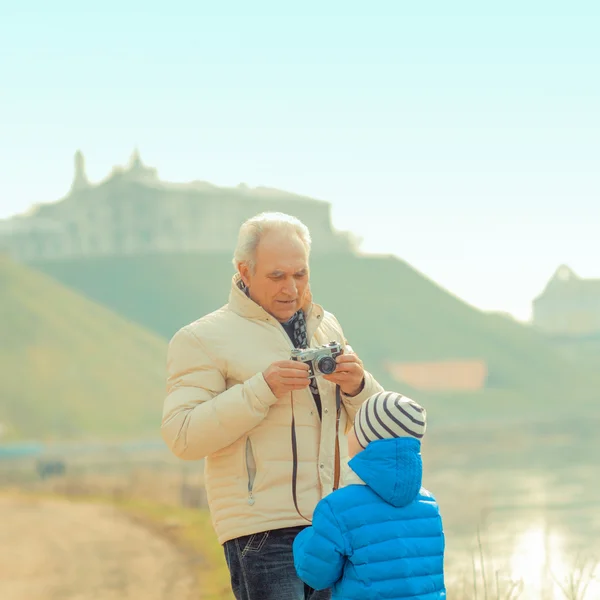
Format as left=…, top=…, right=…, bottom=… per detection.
left=239, top=230, right=310, bottom=323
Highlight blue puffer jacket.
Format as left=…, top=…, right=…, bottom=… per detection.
left=293, top=437, right=446, bottom=599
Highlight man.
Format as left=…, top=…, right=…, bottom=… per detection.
left=162, top=212, right=384, bottom=600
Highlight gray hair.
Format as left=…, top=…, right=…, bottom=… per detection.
left=232, top=212, right=312, bottom=272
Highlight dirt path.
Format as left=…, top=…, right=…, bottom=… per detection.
left=0, top=496, right=199, bottom=600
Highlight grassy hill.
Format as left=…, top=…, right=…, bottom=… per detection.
left=29, top=252, right=599, bottom=426
left=0, top=255, right=167, bottom=441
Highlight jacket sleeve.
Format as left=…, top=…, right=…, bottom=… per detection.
left=293, top=498, right=347, bottom=591
left=161, top=326, right=278, bottom=460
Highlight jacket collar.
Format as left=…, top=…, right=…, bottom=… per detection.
left=341, top=458, right=366, bottom=488
left=228, top=273, right=324, bottom=327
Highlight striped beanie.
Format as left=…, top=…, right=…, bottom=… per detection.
left=354, top=391, right=427, bottom=449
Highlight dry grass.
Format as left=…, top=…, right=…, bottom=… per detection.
left=4, top=485, right=232, bottom=600
left=550, top=553, right=599, bottom=600
left=116, top=500, right=234, bottom=600
left=0, top=493, right=199, bottom=600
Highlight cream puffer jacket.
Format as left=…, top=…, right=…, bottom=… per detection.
left=161, top=274, right=383, bottom=545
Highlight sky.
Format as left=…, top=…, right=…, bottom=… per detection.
left=1, top=1, right=598, bottom=321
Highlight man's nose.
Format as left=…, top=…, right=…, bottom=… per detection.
left=282, top=279, right=297, bottom=296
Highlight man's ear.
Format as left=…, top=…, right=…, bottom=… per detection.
left=301, top=282, right=313, bottom=311
left=238, top=262, right=250, bottom=287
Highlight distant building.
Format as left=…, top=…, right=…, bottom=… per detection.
left=0, top=150, right=358, bottom=262
left=532, top=265, right=600, bottom=337
left=385, top=359, right=488, bottom=391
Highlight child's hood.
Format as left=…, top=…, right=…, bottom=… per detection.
left=347, top=437, right=423, bottom=508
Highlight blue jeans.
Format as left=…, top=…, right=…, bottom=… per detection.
left=223, top=526, right=332, bottom=600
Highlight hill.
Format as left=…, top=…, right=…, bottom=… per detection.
left=28, top=252, right=599, bottom=425
left=0, top=255, right=167, bottom=441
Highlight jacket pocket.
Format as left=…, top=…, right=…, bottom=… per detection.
left=245, top=437, right=257, bottom=505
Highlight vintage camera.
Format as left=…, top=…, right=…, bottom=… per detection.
left=291, top=341, right=344, bottom=378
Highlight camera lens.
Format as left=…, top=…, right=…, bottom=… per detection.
left=317, top=356, right=337, bottom=375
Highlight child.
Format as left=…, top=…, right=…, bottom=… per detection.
left=293, top=391, right=446, bottom=599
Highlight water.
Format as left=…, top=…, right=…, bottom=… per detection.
left=429, top=461, right=600, bottom=599
left=511, top=522, right=599, bottom=599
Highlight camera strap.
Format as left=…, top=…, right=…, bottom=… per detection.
left=291, top=384, right=342, bottom=523
left=334, top=383, right=342, bottom=491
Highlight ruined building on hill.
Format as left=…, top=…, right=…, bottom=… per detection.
left=532, top=264, right=600, bottom=343
left=0, top=150, right=357, bottom=262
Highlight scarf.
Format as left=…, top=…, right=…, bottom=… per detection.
left=238, top=279, right=322, bottom=417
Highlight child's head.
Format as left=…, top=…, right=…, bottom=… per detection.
left=348, top=391, right=427, bottom=457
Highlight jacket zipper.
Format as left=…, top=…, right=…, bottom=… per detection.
left=244, top=320, right=299, bottom=508
left=245, top=437, right=257, bottom=506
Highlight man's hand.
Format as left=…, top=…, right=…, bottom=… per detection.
left=322, top=347, right=365, bottom=396
left=263, top=360, right=311, bottom=399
